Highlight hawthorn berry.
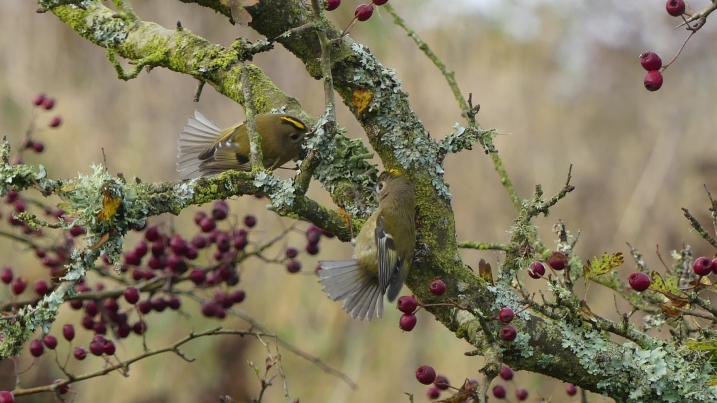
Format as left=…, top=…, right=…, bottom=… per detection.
left=118, top=323, right=131, bottom=338
left=712, top=258, right=717, bottom=274
left=33, top=93, right=46, bottom=106
left=124, top=287, right=140, bottom=304
left=133, top=320, right=147, bottom=335
left=528, top=261, right=545, bottom=279
left=29, top=339, right=44, bottom=357
left=628, top=272, right=651, bottom=292
left=500, top=325, right=517, bottom=341
left=168, top=296, right=181, bottom=310
left=85, top=300, right=99, bottom=316
left=11, top=278, right=27, bottom=294
left=215, top=306, right=227, bottom=319
left=212, top=201, right=229, bottom=221
left=399, top=313, right=417, bottom=331
left=229, top=290, right=246, bottom=304
left=192, top=235, right=208, bottom=249
left=516, top=387, right=528, bottom=401
left=194, top=211, right=207, bottom=225
left=0, top=392, right=12, bottom=403
left=170, top=235, right=187, bottom=255
left=547, top=251, right=567, bottom=270
left=73, top=347, right=87, bottom=360
left=89, top=341, right=104, bottom=356
left=693, top=257, right=712, bottom=276
left=566, top=383, right=578, bottom=396
left=644, top=70, right=663, bottom=92
left=233, top=234, right=248, bottom=250
left=43, top=335, right=58, bottom=349
left=287, top=260, right=302, bottom=273
left=434, top=375, right=450, bottom=390
left=184, top=245, right=198, bottom=260
left=639, top=52, right=662, bottom=71
left=137, top=300, right=152, bottom=314
left=102, top=340, right=116, bottom=355
left=285, top=247, right=299, bottom=259
left=426, top=386, right=440, bottom=399
left=326, top=0, right=340, bottom=11
left=0, top=268, right=12, bottom=284
left=53, top=380, right=69, bottom=394
left=93, top=321, right=107, bottom=335
left=62, top=324, right=75, bottom=341
left=201, top=300, right=218, bottom=317
left=373, top=0, right=389, bottom=4
left=429, top=279, right=446, bottom=296
left=199, top=217, right=216, bottom=232
left=306, top=228, right=321, bottom=245
left=306, top=243, right=320, bottom=255
left=243, top=214, right=257, bottom=228
left=499, top=307, right=515, bottom=324
left=145, top=226, right=160, bottom=242
left=499, top=365, right=513, bottom=380
left=81, top=316, right=94, bottom=330
left=666, top=0, right=685, bottom=16
left=32, top=142, right=44, bottom=153
left=492, top=384, right=506, bottom=399
left=49, top=116, right=62, bottom=128
left=189, top=269, right=206, bottom=285
left=69, top=225, right=86, bottom=237
left=396, top=295, right=418, bottom=313
left=34, top=279, right=49, bottom=296
left=415, top=365, right=436, bottom=385
left=355, top=3, right=374, bottom=21
left=42, top=97, right=55, bottom=110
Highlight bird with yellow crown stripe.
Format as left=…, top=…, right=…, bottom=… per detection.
left=177, top=110, right=309, bottom=179
left=318, top=169, right=416, bottom=320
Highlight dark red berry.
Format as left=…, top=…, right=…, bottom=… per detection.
left=306, top=228, right=321, bottom=245
left=528, top=261, right=545, bottom=279
left=326, top=0, right=340, bottom=11
left=11, top=278, right=27, bottom=295
left=415, top=365, right=436, bottom=385
left=0, top=392, right=13, bottom=403
left=215, top=306, right=227, bottom=319
left=49, top=116, right=61, bottom=128
left=184, top=245, right=198, bottom=260
left=118, top=323, right=131, bottom=338
left=306, top=243, right=320, bottom=255
left=62, top=324, right=75, bottom=341
left=151, top=239, right=165, bottom=257
left=81, top=316, right=94, bottom=330
left=287, top=260, right=302, bottom=273
left=194, top=211, right=207, bottom=225
left=34, top=279, right=49, bottom=296
left=167, top=254, right=188, bottom=274
left=73, top=347, right=87, bottom=360
left=397, top=295, right=418, bottom=313
left=137, top=300, right=152, bottom=314
left=434, top=375, right=449, bottom=390
left=547, top=251, right=567, bottom=270
left=43, top=334, right=58, bottom=349
left=93, top=321, right=107, bottom=335
left=200, top=217, right=216, bottom=232
left=644, top=70, right=663, bottom=92
left=493, top=384, right=506, bottom=399
left=566, top=383, right=578, bottom=396
left=285, top=246, right=298, bottom=259
left=233, top=235, right=248, bottom=250
left=170, top=235, right=187, bottom=255
left=639, top=52, right=662, bottom=71
left=373, top=0, right=388, bottom=5
left=192, top=235, right=208, bottom=249
left=89, top=341, right=104, bottom=356
left=243, top=214, right=257, bottom=228
left=399, top=313, right=417, bottom=331
left=229, top=290, right=246, bottom=303
left=32, top=142, right=44, bottom=153
left=124, top=287, right=140, bottom=304
left=499, top=307, right=515, bottom=323
left=499, top=365, right=513, bottom=380
left=712, top=258, right=717, bottom=274
left=0, top=268, right=12, bottom=284
left=145, top=226, right=160, bottom=242
left=85, top=300, right=98, bottom=317
left=426, top=386, right=440, bottom=399
left=133, top=320, right=147, bottom=335
left=152, top=297, right=167, bottom=312
left=666, top=0, right=685, bottom=16
left=628, top=272, right=651, bottom=292
left=429, top=279, right=446, bottom=296
left=168, top=295, right=181, bottom=310
left=124, top=250, right=140, bottom=266
left=693, top=257, right=712, bottom=276
left=29, top=339, right=44, bottom=357
left=516, top=387, right=528, bottom=401
left=355, top=3, right=373, bottom=21
left=53, top=380, right=69, bottom=394
left=500, top=325, right=517, bottom=341
left=102, top=340, right=116, bottom=355
left=189, top=269, right=206, bottom=285
left=69, top=225, right=86, bottom=237
left=212, top=201, right=229, bottom=220
left=201, top=300, right=218, bottom=317
left=33, top=93, right=46, bottom=106
left=42, top=97, right=55, bottom=110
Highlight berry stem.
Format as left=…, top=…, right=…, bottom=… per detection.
left=661, top=30, right=695, bottom=71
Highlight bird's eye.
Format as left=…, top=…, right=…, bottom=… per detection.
left=290, top=133, right=301, bottom=141
left=377, top=182, right=384, bottom=192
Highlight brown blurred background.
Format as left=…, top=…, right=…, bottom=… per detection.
left=1, top=0, right=717, bottom=402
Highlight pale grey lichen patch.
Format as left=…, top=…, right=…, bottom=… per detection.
left=253, top=171, right=296, bottom=207
left=512, top=331, right=534, bottom=358
left=486, top=284, right=529, bottom=321
left=455, top=309, right=476, bottom=327
left=88, top=8, right=128, bottom=46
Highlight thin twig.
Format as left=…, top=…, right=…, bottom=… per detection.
left=681, top=207, right=717, bottom=248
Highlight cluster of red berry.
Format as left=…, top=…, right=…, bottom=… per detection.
left=628, top=256, right=717, bottom=292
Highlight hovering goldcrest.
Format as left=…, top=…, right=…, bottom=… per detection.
left=318, top=170, right=416, bottom=320
left=177, top=110, right=308, bottom=179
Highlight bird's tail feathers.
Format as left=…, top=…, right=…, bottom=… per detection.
left=177, top=110, right=222, bottom=179
left=318, top=260, right=384, bottom=320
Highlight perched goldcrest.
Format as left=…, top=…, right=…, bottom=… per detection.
left=177, top=110, right=309, bottom=179
left=318, top=170, right=416, bottom=320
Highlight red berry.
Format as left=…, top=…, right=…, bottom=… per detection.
left=215, top=306, right=227, bottom=319
left=306, top=243, right=320, bottom=255
left=229, top=290, right=246, bottom=304
left=62, top=324, right=75, bottom=341
left=85, top=300, right=98, bottom=316
left=547, top=251, right=567, bottom=270
left=11, top=278, right=27, bottom=295
left=42, top=97, right=55, bottom=110
left=118, top=323, right=131, bottom=338
left=189, top=269, right=206, bottom=285
left=500, top=325, right=517, bottom=341
left=29, top=339, right=44, bottom=357
left=644, top=70, right=663, bottom=92
left=81, top=316, right=94, bottom=330
left=399, top=313, right=417, bottom=331
left=306, top=228, right=321, bottom=245
left=184, top=245, right=198, bottom=260
left=566, top=383, right=578, bottom=396
left=243, top=214, right=257, bottom=228
left=426, top=386, right=440, bottom=399
left=287, top=260, right=302, bottom=273
left=93, top=321, right=107, bottom=335
left=693, top=257, right=712, bottom=276
left=167, top=254, right=188, bottom=274
left=152, top=297, right=167, bottom=312
left=89, top=341, right=104, bottom=356
left=639, top=52, right=662, bottom=71
left=53, top=380, right=69, bottom=394
left=492, top=384, right=506, bottom=399
left=32, top=142, right=44, bottom=153
left=0, top=268, right=12, bottom=284
left=355, top=3, right=374, bottom=21
left=233, top=234, right=248, bottom=250
left=415, top=365, right=436, bottom=385
left=168, top=295, right=181, bottom=310
left=192, top=235, right=208, bottom=249
left=326, top=0, right=340, bottom=11
left=43, top=334, right=58, bottom=349
left=499, top=365, right=513, bottom=380
left=434, top=375, right=449, bottom=390
left=373, top=0, right=388, bottom=5
left=396, top=295, right=418, bottom=313
left=0, top=392, right=13, bottom=403
left=124, top=287, right=140, bottom=304
left=49, top=116, right=62, bottom=128
left=33, top=93, right=46, bottom=106
left=73, top=347, right=87, bottom=360
left=499, top=307, right=515, bottom=324
left=137, top=300, right=152, bottom=314
left=151, top=239, right=165, bottom=257
left=170, top=235, right=187, bottom=255
left=194, top=211, right=207, bottom=225
left=34, top=279, right=50, bottom=296
left=102, top=340, right=116, bottom=355
left=712, top=258, right=717, bottom=274
left=212, top=201, right=229, bottom=221
left=516, top=387, right=528, bottom=400
left=285, top=246, right=299, bottom=259
left=133, top=320, right=147, bottom=335
left=148, top=255, right=166, bottom=270
left=201, top=301, right=218, bottom=317
left=200, top=217, right=216, bottom=232
left=666, top=0, right=685, bottom=16
left=429, top=279, right=446, bottom=296
left=145, top=226, right=160, bottom=242
left=528, top=261, right=546, bottom=279
left=628, top=272, right=651, bottom=292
